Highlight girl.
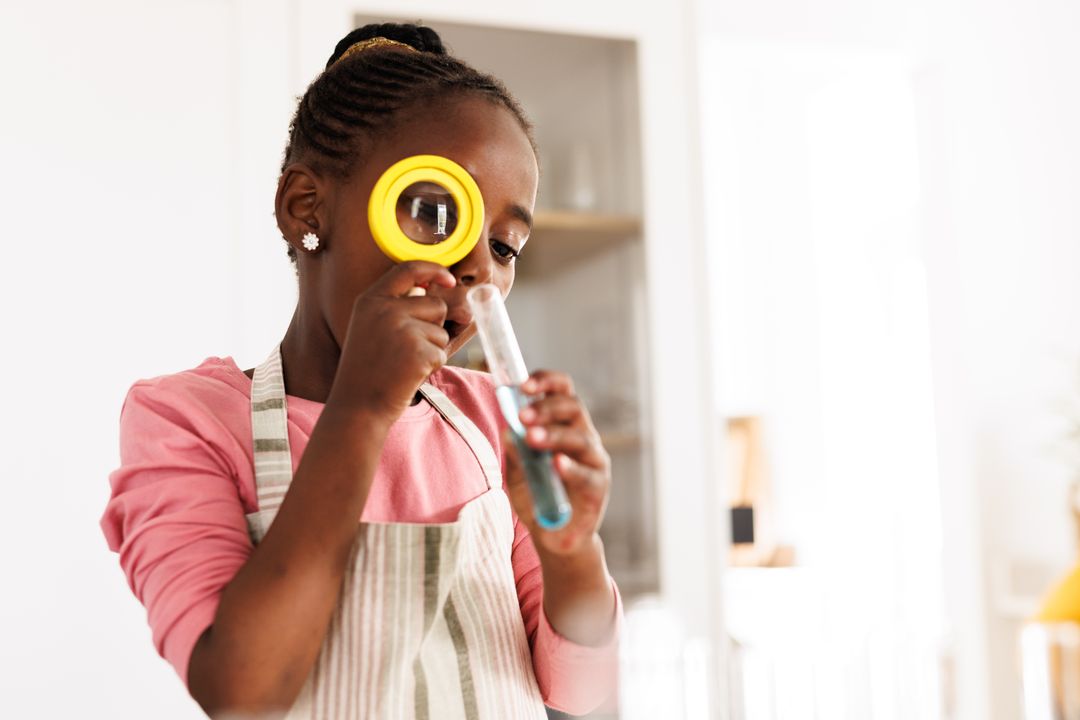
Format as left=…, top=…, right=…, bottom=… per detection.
left=101, top=22, right=621, bottom=720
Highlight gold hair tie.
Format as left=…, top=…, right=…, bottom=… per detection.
left=331, top=37, right=420, bottom=68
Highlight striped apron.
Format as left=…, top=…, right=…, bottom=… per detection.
left=246, top=344, right=548, bottom=720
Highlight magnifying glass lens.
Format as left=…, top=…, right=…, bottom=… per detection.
left=396, top=181, right=459, bottom=245
left=369, top=155, right=483, bottom=265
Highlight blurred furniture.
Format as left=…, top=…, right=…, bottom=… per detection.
left=726, top=416, right=780, bottom=567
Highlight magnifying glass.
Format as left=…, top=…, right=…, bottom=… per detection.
left=368, top=155, right=485, bottom=296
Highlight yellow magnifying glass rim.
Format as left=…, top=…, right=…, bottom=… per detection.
left=368, top=154, right=485, bottom=266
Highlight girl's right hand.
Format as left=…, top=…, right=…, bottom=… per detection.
left=326, top=261, right=457, bottom=422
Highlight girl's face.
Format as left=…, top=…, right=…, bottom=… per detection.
left=308, top=95, right=538, bottom=361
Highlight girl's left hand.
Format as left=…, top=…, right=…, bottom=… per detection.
left=503, top=370, right=611, bottom=557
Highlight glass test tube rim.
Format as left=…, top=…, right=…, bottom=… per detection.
left=465, top=283, right=529, bottom=387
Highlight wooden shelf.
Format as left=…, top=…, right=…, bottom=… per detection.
left=599, top=430, right=644, bottom=452
left=517, top=210, right=642, bottom=277
left=533, top=210, right=642, bottom=235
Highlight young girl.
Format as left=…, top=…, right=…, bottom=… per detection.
left=100, top=22, right=621, bottom=720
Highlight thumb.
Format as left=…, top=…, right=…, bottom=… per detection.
left=373, top=261, right=456, bottom=298
left=502, top=430, right=534, bottom=526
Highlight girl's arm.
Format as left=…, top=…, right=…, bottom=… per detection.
left=189, top=262, right=457, bottom=716
left=186, top=404, right=391, bottom=715
left=510, top=512, right=621, bottom=714
left=535, top=533, right=618, bottom=645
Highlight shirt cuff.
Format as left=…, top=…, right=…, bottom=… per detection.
left=535, top=575, right=622, bottom=714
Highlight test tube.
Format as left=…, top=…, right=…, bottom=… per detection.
left=466, top=284, right=572, bottom=530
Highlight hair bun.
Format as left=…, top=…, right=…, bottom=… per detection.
left=326, top=22, right=448, bottom=69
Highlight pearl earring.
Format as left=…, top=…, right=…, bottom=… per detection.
left=301, top=232, right=320, bottom=251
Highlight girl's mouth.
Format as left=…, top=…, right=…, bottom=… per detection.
left=443, top=305, right=474, bottom=344
left=444, top=320, right=466, bottom=342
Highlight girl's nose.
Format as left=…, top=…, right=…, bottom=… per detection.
left=450, top=235, right=494, bottom=287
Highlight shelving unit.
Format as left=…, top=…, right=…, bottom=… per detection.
left=352, top=13, right=659, bottom=600
left=520, top=211, right=642, bottom=278
left=533, top=211, right=642, bottom=235
left=598, top=430, right=643, bottom=452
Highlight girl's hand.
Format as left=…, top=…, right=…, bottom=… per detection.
left=326, top=261, right=456, bottom=422
left=504, top=370, right=611, bottom=557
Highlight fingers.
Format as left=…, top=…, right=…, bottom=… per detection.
left=372, top=261, right=456, bottom=298
left=519, top=394, right=584, bottom=428
left=552, top=452, right=590, bottom=484
left=519, top=369, right=598, bottom=429
left=554, top=453, right=609, bottom=528
left=503, top=428, right=608, bottom=542
left=502, top=431, right=536, bottom=526
left=519, top=370, right=594, bottom=431
left=403, top=295, right=450, bottom=326
left=412, top=321, right=447, bottom=351
left=521, top=369, right=574, bottom=396
left=523, top=424, right=608, bottom=471
left=367, top=263, right=452, bottom=327
left=515, top=370, right=605, bottom=467
left=421, top=342, right=448, bottom=371
left=554, top=453, right=607, bottom=493
left=352, top=284, right=448, bottom=328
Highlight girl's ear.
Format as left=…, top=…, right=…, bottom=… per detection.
left=276, top=162, right=326, bottom=251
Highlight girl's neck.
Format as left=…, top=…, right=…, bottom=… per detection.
left=277, top=306, right=340, bottom=404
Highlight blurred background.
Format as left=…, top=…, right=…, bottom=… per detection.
left=2, top=0, right=1079, bottom=718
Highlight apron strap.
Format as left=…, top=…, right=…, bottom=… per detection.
left=419, top=382, right=503, bottom=491
left=250, top=343, right=294, bottom=509
left=250, top=344, right=503, bottom=504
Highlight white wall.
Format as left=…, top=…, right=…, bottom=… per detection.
left=928, top=2, right=1080, bottom=717
left=699, top=1, right=1080, bottom=718
left=0, top=1, right=292, bottom=716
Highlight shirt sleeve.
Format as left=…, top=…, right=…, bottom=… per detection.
left=511, top=512, right=622, bottom=715
left=100, top=380, right=254, bottom=687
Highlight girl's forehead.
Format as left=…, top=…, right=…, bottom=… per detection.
left=355, top=102, right=538, bottom=201
left=383, top=98, right=535, bottom=172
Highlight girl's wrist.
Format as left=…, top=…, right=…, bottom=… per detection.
left=311, top=399, right=397, bottom=460
left=537, top=532, right=608, bottom=580
left=322, top=393, right=399, bottom=430
left=538, top=533, right=618, bottom=646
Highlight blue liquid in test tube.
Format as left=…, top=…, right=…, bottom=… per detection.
left=466, top=285, right=572, bottom=530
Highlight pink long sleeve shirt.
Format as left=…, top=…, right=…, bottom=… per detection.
left=100, top=356, right=619, bottom=715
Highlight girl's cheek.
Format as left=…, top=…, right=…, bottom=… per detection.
left=496, top=265, right=515, bottom=295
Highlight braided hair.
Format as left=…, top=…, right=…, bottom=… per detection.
left=281, top=22, right=537, bottom=265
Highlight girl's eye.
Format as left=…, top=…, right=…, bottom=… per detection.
left=490, top=239, right=520, bottom=263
